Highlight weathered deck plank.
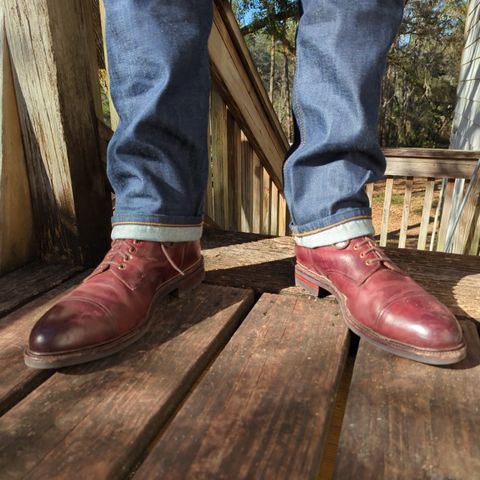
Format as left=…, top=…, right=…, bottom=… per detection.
left=134, top=293, right=349, bottom=480
left=0, top=262, right=83, bottom=317
left=334, top=320, right=480, bottom=479
left=0, top=272, right=88, bottom=417
left=202, top=229, right=480, bottom=321
left=0, top=285, right=254, bottom=479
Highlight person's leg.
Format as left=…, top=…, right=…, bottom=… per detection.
left=284, top=0, right=403, bottom=247
left=24, top=0, right=212, bottom=369
left=291, top=0, right=466, bottom=365
left=106, top=0, right=213, bottom=242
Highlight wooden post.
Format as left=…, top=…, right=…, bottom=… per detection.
left=4, top=0, right=111, bottom=265
left=227, top=111, right=241, bottom=231
left=0, top=9, right=34, bottom=273
left=210, top=87, right=229, bottom=229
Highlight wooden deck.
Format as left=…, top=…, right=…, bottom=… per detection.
left=0, top=230, right=479, bottom=479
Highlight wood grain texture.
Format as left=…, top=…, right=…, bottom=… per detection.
left=252, top=152, right=262, bottom=233
left=278, top=192, right=288, bottom=236
left=398, top=177, right=413, bottom=248
left=366, top=182, right=374, bottom=207
left=241, top=135, right=253, bottom=232
left=134, top=293, right=350, bottom=480
left=213, top=0, right=288, bottom=158
left=0, top=285, right=254, bottom=480
left=4, top=0, right=111, bottom=265
left=210, top=87, right=229, bottom=229
left=468, top=204, right=480, bottom=255
left=380, top=178, right=393, bottom=247
left=0, top=272, right=87, bottom=417
left=452, top=169, right=480, bottom=254
left=201, top=229, right=480, bottom=321
left=227, top=110, right=242, bottom=231
left=383, top=148, right=480, bottom=159
left=0, top=10, right=34, bottom=273
left=334, top=321, right=480, bottom=480
left=209, top=3, right=287, bottom=190
left=437, top=178, right=455, bottom=251
left=417, top=178, right=435, bottom=250
left=0, top=262, right=83, bottom=317
left=270, top=181, right=279, bottom=235
left=384, top=157, right=479, bottom=179
left=261, top=168, right=271, bottom=235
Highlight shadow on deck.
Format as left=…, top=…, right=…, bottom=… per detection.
left=0, top=229, right=479, bottom=479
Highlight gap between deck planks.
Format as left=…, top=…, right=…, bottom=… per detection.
left=133, top=293, right=349, bottom=480
left=0, top=284, right=255, bottom=479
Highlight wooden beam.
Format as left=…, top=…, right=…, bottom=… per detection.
left=4, top=0, right=111, bottom=265
left=0, top=9, right=34, bottom=273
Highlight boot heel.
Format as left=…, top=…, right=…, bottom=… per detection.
left=295, top=273, right=321, bottom=297
left=172, top=266, right=205, bottom=298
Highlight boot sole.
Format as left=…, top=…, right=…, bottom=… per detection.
left=24, top=259, right=206, bottom=369
left=294, top=263, right=467, bottom=366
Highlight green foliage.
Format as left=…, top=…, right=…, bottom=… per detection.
left=380, top=0, right=468, bottom=147
left=233, top=0, right=468, bottom=148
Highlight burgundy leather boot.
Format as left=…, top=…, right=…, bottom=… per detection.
left=295, top=236, right=466, bottom=365
left=24, top=239, right=204, bottom=369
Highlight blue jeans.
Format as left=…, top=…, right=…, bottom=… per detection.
left=104, top=0, right=404, bottom=247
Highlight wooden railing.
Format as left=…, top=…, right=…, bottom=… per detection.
left=372, top=148, right=480, bottom=255
left=0, top=0, right=290, bottom=276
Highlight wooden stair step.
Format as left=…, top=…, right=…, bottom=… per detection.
left=333, top=320, right=480, bottom=479
left=0, top=272, right=87, bottom=417
left=0, top=284, right=253, bottom=479
left=134, top=293, right=350, bottom=480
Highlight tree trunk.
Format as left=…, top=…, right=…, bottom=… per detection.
left=269, top=34, right=276, bottom=101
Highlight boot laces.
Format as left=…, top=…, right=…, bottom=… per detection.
left=353, top=238, right=390, bottom=266
left=105, top=240, right=185, bottom=275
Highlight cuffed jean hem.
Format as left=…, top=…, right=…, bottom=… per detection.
left=293, top=217, right=375, bottom=248
left=111, top=223, right=203, bottom=242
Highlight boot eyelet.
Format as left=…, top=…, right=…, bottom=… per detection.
left=124, top=254, right=131, bottom=261
left=118, top=264, right=126, bottom=270
left=365, top=260, right=372, bottom=266
left=128, top=246, right=136, bottom=253
left=360, top=252, right=365, bottom=258
left=353, top=244, right=359, bottom=250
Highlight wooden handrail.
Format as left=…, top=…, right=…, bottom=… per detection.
left=384, top=148, right=480, bottom=178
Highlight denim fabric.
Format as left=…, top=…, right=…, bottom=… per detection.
left=104, top=0, right=404, bottom=245
left=284, top=0, right=404, bottom=242
left=104, top=0, right=213, bottom=241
